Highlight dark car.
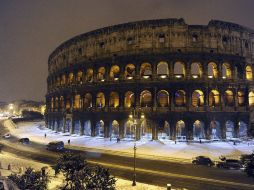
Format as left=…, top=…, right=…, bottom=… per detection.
left=217, top=159, right=242, bottom=169
left=46, top=141, right=64, bottom=151
left=18, top=138, right=30, bottom=144
left=192, top=156, right=214, bottom=166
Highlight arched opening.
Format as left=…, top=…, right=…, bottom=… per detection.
left=191, top=62, right=202, bottom=78
left=110, top=65, right=120, bottom=81
left=86, top=69, right=93, bottom=82
left=54, top=97, right=59, bottom=110
left=249, top=91, right=254, bottom=107
left=125, top=64, right=135, bottom=79
left=208, top=62, right=218, bottom=79
left=109, top=92, right=119, bottom=108
left=246, top=65, right=253, bottom=81
left=174, top=61, right=185, bottom=78
left=225, top=120, right=234, bottom=139
left=140, top=119, right=152, bottom=140
left=235, top=65, right=244, bottom=79
left=157, top=61, right=169, bottom=78
left=224, top=90, right=234, bottom=106
left=83, top=93, right=92, bottom=108
left=73, top=120, right=80, bottom=134
left=97, top=67, right=106, bottom=81
left=238, top=121, right=247, bottom=138
left=61, top=74, right=66, bottom=85
left=175, top=90, right=186, bottom=106
left=210, top=120, right=221, bottom=139
left=193, top=120, right=205, bottom=140
left=192, top=90, right=204, bottom=107
left=157, top=90, right=169, bottom=107
left=237, top=91, right=245, bottom=106
left=222, top=63, right=232, bottom=79
left=76, top=71, right=83, bottom=84
left=176, top=120, right=186, bottom=140
left=83, top=120, right=91, bottom=136
left=140, top=90, right=152, bottom=107
left=96, top=92, right=105, bottom=108
left=158, top=121, right=170, bottom=140
left=124, top=91, right=135, bottom=108
left=74, top=94, right=81, bottom=109
left=60, top=96, right=64, bottom=109
left=124, top=120, right=135, bottom=139
left=209, top=90, right=220, bottom=107
left=110, top=120, right=119, bottom=138
left=51, top=97, right=54, bottom=110
left=95, top=120, right=104, bottom=137
left=140, top=62, right=152, bottom=79
left=65, top=97, right=71, bottom=112
left=68, top=72, right=74, bottom=84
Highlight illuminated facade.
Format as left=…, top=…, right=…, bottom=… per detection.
left=46, top=18, right=254, bottom=140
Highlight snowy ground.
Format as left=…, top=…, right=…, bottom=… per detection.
left=3, top=119, right=254, bottom=161
left=0, top=151, right=166, bottom=190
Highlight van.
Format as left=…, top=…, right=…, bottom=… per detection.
left=46, top=141, right=64, bottom=151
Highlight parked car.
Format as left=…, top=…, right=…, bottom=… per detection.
left=192, top=156, right=214, bottom=166
left=2, top=133, right=11, bottom=139
left=18, top=138, right=30, bottom=144
left=217, top=159, right=242, bottom=169
left=46, top=141, right=64, bottom=151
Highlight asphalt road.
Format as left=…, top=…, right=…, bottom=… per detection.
left=1, top=120, right=254, bottom=190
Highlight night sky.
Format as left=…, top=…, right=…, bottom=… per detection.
left=0, top=0, right=254, bottom=102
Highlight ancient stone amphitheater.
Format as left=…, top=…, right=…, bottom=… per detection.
left=46, top=18, right=254, bottom=141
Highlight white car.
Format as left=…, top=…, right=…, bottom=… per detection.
left=2, top=133, right=11, bottom=139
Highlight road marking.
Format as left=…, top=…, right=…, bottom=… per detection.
left=88, top=160, right=254, bottom=189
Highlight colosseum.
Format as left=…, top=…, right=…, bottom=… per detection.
left=46, top=18, right=254, bottom=141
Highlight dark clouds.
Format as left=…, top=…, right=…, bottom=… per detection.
left=0, top=0, right=253, bottom=102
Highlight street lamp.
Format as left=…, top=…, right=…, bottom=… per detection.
left=132, top=115, right=137, bottom=186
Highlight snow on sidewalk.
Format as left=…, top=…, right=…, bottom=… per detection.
left=3, top=120, right=254, bottom=161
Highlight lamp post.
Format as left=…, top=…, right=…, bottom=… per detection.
left=132, top=113, right=137, bottom=186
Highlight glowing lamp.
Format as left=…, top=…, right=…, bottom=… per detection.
left=114, top=78, right=119, bottom=81
left=143, top=75, right=150, bottom=79
left=160, top=75, right=167, bottom=79
left=127, top=76, right=133, bottom=80
left=141, top=114, right=145, bottom=119
left=100, top=79, right=105, bottom=82
left=208, top=75, right=213, bottom=79
left=129, top=114, right=133, bottom=118
left=222, top=76, right=226, bottom=79
left=192, top=75, right=198, bottom=79
left=175, top=75, right=182, bottom=78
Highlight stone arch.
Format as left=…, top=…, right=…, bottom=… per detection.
left=175, top=90, right=186, bottom=106
left=86, top=68, right=93, bottom=82
left=124, top=120, right=135, bottom=139
left=237, top=91, right=245, bottom=106
left=158, top=120, right=170, bottom=140
left=193, top=120, right=205, bottom=140
left=65, top=96, right=71, bottom=112
left=191, top=62, right=202, bottom=78
left=76, top=70, right=83, bottom=83
left=68, top=72, right=74, bottom=84
left=109, top=92, right=119, bottom=108
left=97, top=67, right=106, bottom=81
left=83, top=120, right=92, bottom=136
left=192, top=90, right=204, bottom=107
left=157, top=90, right=170, bottom=107
left=238, top=121, right=247, bottom=138
left=249, top=91, right=254, bottom=107
left=83, top=93, right=92, bottom=108
left=209, top=90, right=220, bottom=107
left=246, top=65, right=253, bottom=81
left=176, top=120, right=186, bottom=140
left=222, top=63, right=232, bottom=79
left=157, top=61, right=169, bottom=77
left=210, top=120, right=221, bottom=139
left=110, top=65, right=120, bottom=80
left=61, top=74, right=66, bottom=85
left=124, top=91, right=135, bottom=108
left=208, top=62, right=218, bottom=79
left=95, top=120, right=104, bottom=137
left=224, top=90, right=234, bottom=106
left=110, top=120, right=119, bottom=138
left=225, top=120, right=235, bottom=139
left=125, top=64, right=135, bottom=79
left=140, top=119, right=152, bottom=140
left=174, top=61, right=185, bottom=77
left=74, top=94, right=81, bottom=109
left=140, top=62, right=152, bottom=78
left=140, top=90, right=152, bottom=107
left=96, top=92, right=105, bottom=108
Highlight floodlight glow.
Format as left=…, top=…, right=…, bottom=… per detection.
left=192, top=75, right=198, bottom=79
left=160, top=75, right=167, bottom=78
left=175, top=75, right=182, bottom=78
left=143, top=75, right=150, bottom=79
left=208, top=75, right=213, bottom=79
left=127, top=76, right=133, bottom=80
